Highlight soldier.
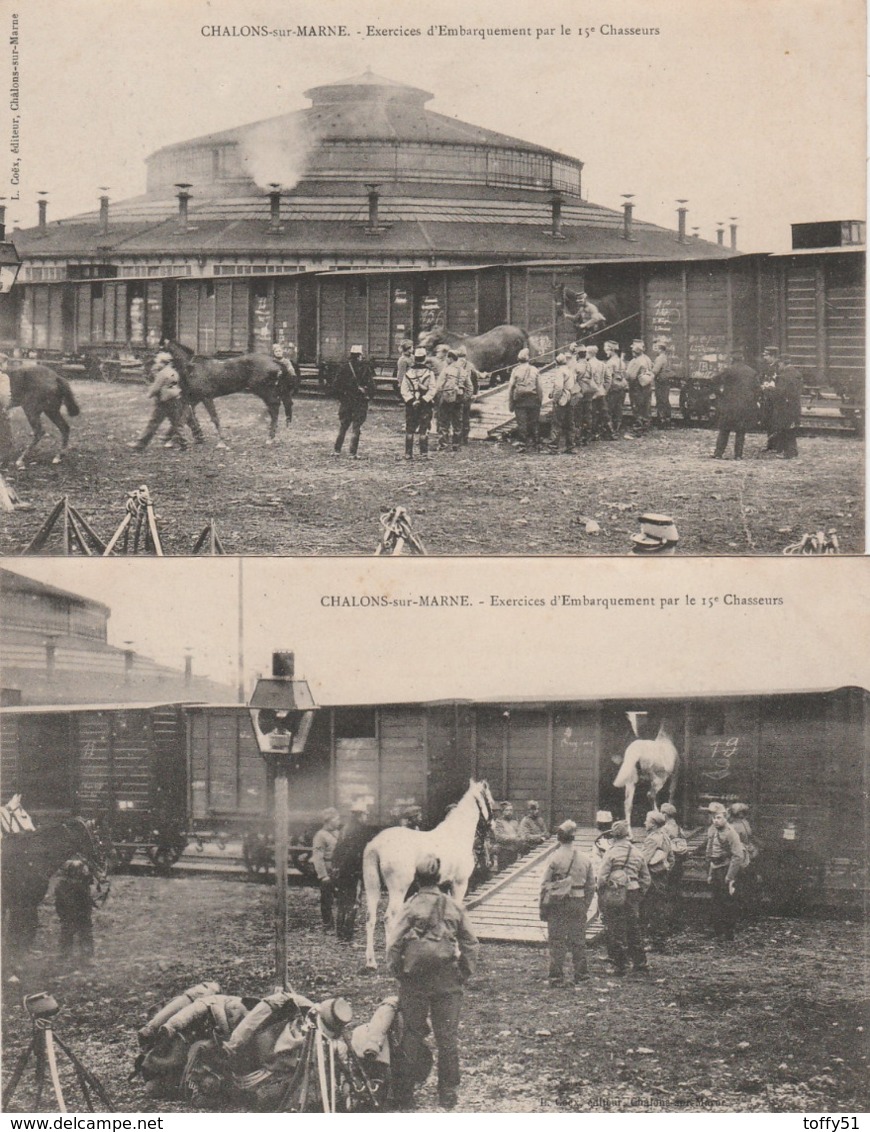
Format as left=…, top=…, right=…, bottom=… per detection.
left=400, top=347, right=436, bottom=459
left=271, top=341, right=299, bottom=424
left=331, top=800, right=372, bottom=942
left=659, top=802, right=688, bottom=926
left=333, top=345, right=376, bottom=459
left=518, top=800, right=548, bottom=849
left=604, top=340, right=628, bottom=437
left=597, top=820, right=651, bottom=975
left=455, top=346, right=481, bottom=445
left=640, top=811, right=674, bottom=952
left=434, top=348, right=472, bottom=452
left=728, top=802, right=761, bottom=917
left=400, top=804, right=424, bottom=830
left=388, top=854, right=478, bottom=1110
left=311, top=807, right=341, bottom=931
left=652, top=339, right=673, bottom=428
left=507, top=348, right=543, bottom=452
left=548, top=352, right=579, bottom=454
left=573, top=348, right=595, bottom=444
left=625, top=339, right=654, bottom=437
left=763, top=352, right=802, bottom=459
left=492, top=802, right=522, bottom=871
left=704, top=803, right=746, bottom=940
left=127, top=351, right=189, bottom=452
left=395, top=339, right=414, bottom=387
left=54, top=856, right=95, bottom=963
left=711, top=349, right=761, bottom=459
left=585, top=344, right=615, bottom=440
left=540, top=820, right=594, bottom=987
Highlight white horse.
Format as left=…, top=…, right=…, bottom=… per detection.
left=613, top=723, right=679, bottom=828
left=362, top=779, right=496, bottom=970
left=0, top=794, right=35, bottom=837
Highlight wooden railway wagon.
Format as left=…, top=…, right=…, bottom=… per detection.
left=1, top=687, right=867, bottom=902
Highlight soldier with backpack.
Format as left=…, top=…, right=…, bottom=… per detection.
left=387, top=854, right=478, bottom=1110
left=507, top=348, right=543, bottom=452
left=596, top=821, right=651, bottom=975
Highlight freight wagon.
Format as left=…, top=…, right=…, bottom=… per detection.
left=1, top=686, right=867, bottom=902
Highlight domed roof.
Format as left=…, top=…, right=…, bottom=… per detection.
left=303, top=68, right=434, bottom=106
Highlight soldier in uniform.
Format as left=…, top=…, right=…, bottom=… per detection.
left=540, top=820, right=594, bottom=986
left=763, top=353, right=802, bottom=459
left=492, top=802, right=522, bottom=871
left=711, top=349, right=760, bottom=459
left=331, top=800, right=372, bottom=942
left=704, top=803, right=746, bottom=940
left=597, top=820, right=651, bottom=975
left=625, top=339, right=654, bottom=437
left=388, top=855, right=478, bottom=1110
left=434, top=348, right=473, bottom=452
left=400, top=804, right=424, bottom=830
left=659, top=802, right=688, bottom=928
left=585, top=345, right=615, bottom=439
left=333, top=345, right=376, bottom=459
left=640, top=811, right=674, bottom=952
left=455, top=346, right=481, bottom=445
left=518, top=800, right=548, bottom=849
left=54, top=856, right=96, bottom=963
left=271, top=341, right=299, bottom=424
left=548, top=352, right=579, bottom=454
left=603, top=340, right=628, bottom=437
left=652, top=339, right=673, bottom=428
left=507, top=348, right=543, bottom=452
left=395, top=339, right=414, bottom=387
left=127, top=351, right=189, bottom=452
left=400, top=347, right=436, bottom=459
left=311, top=807, right=341, bottom=931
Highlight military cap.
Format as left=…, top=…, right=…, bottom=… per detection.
left=557, top=820, right=577, bottom=841
left=517, top=348, right=530, bottom=361
left=660, top=803, right=678, bottom=817
left=646, top=810, right=667, bottom=826
left=611, top=820, right=631, bottom=839
left=413, top=347, right=427, bottom=359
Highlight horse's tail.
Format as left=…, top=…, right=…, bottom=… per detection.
left=58, top=376, right=81, bottom=417
left=613, top=743, right=640, bottom=788
left=362, top=839, right=383, bottom=899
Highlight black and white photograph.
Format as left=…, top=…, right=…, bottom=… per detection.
left=0, top=557, right=868, bottom=1114
left=0, top=0, right=864, bottom=555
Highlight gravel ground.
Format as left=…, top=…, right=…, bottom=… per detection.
left=2, top=876, right=867, bottom=1113
left=0, top=382, right=863, bottom=555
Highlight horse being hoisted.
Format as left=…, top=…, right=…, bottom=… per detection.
left=416, top=325, right=528, bottom=385
left=613, top=721, right=679, bottom=828
left=362, top=779, right=496, bottom=970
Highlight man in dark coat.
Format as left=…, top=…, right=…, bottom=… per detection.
left=55, top=856, right=95, bottom=963
left=764, top=354, right=802, bottom=458
left=331, top=800, right=374, bottom=942
left=711, top=350, right=760, bottom=459
left=333, top=346, right=376, bottom=458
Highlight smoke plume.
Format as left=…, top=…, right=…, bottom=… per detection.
left=239, top=116, right=313, bottom=191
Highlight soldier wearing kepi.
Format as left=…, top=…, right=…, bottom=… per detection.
left=271, top=341, right=299, bottom=423
left=311, top=807, right=341, bottom=931
left=333, top=345, right=376, bottom=459
left=434, top=348, right=472, bottom=452
left=763, top=351, right=802, bottom=459
left=597, top=820, right=651, bottom=975
left=640, top=810, right=674, bottom=952
left=585, top=344, right=615, bottom=440
left=388, top=854, right=478, bottom=1110
left=518, top=799, right=548, bottom=849
left=54, top=856, right=96, bottom=963
left=127, top=351, right=189, bottom=452
left=603, top=340, right=628, bottom=437
left=548, top=352, right=579, bottom=454
left=395, top=339, right=414, bottom=387
left=508, top=348, right=543, bottom=452
left=711, top=348, right=760, bottom=459
left=455, top=346, right=481, bottom=445
left=652, top=338, right=673, bottom=428
left=625, top=338, right=654, bottom=437
left=331, top=800, right=372, bottom=942
left=704, top=802, right=746, bottom=940
left=540, top=820, right=594, bottom=986
left=400, top=347, right=436, bottom=459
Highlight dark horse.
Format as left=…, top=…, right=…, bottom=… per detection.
left=416, top=324, right=529, bottom=385
left=160, top=341, right=294, bottom=447
left=1, top=817, right=108, bottom=957
left=0, top=359, right=80, bottom=466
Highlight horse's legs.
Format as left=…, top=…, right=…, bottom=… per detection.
left=261, top=395, right=280, bottom=443
left=201, top=399, right=227, bottom=448
left=363, top=874, right=382, bottom=971
left=44, top=407, right=70, bottom=464
left=183, top=401, right=205, bottom=445
left=623, top=780, right=636, bottom=827
left=15, top=408, right=45, bottom=467
left=452, top=877, right=469, bottom=906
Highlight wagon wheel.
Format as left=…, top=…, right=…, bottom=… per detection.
left=147, top=844, right=183, bottom=874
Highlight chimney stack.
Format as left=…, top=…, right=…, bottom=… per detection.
left=123, top=643, right=135, bottom=682
left=621, top=194, right=635, bottom=241
left=365, top=184, right=381, bottom=231
left=37, top=193, right=48, bottom=235
left=184, top=651, right=193, bottom=685
left=691, top=227, right=700, bottom=241
left=729, top=217, right=738, bottom=250
left=549, top=192, right=565, bottom=239
left=272, top=651, right=295, bottom=678
left=99, top=188, right=110, bottom=235
left=268, top=183, right=282, bottom=231
left=676, top=200, right=688, bottom=244
left=716, top=222, right=724, bottom=246
left=175, top=183, right=192, bottom=228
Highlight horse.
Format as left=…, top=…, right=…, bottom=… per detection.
left=416, top=325, right=529, bottom=384
left=0, top=358, right=80, bottom=466
left=0, top=816, right=109, bottom=956
left=613, top=722, right=679, bottom=828
left=0, top=793, right=35, bottom=836
left=159, top=341, right=295, bottom=447
left=362, top=779, right=496, bottom=970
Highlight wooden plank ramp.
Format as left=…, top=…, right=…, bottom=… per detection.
left=467, top=829, right=604, bottom=945
left=468, top=367, right=558, bottom=441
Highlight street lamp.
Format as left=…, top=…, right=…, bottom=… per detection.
left=248, top=651, right=318, bottom=989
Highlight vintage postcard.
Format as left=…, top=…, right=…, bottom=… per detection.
left=0, top=0, right=864, bottom=555
left=0, top=555, right=868, bottom=1116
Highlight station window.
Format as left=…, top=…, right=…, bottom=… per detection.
left=333, top=708, right=377, bottom=739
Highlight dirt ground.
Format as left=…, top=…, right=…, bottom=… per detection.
left=2, top=875, right=867, bottom=1114
left=0, top=382, right=863, bottom=555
